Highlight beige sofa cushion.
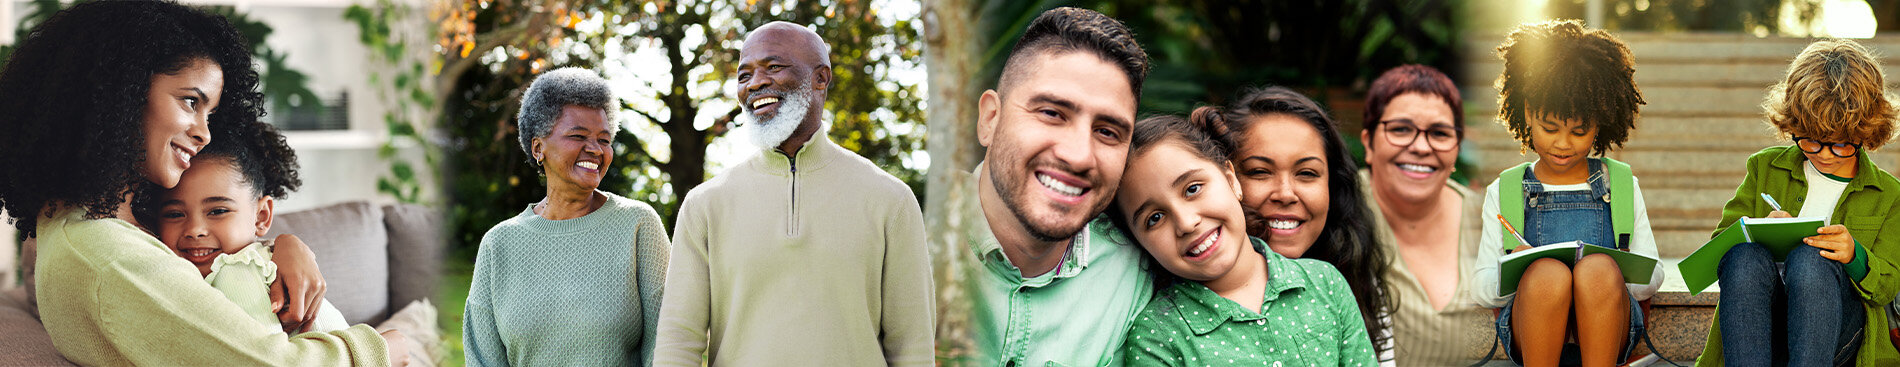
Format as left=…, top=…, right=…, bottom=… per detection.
left=266, top=201, right=390, bottom=325
left=0, top=288, right=72, bottom=366
left=20, top=237, right=36, bottom=319
left=382, top=203, right=441, bottom=308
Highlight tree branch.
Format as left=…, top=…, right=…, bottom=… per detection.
left=623, top=101, right=667, bottom=128
left=437, top=20, right=536, bottom=100
left=708, top=106, right=741, bottom=138
left=619, top=129, right=672, bottom=172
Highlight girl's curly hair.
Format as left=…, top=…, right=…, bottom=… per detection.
left=0, top=1, right=264, bottom=236
left=132, top=116, right=300, bottom=227
left=1494, top=19, right=1645, bottom=156
left=1763, top=39, right=1897, bottom=149
left=206, top=118, right=302, bottom=201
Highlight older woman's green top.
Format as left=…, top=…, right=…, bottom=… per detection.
left=463, top=193, right=671, bottom=366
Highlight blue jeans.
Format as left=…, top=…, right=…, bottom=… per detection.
left=1718, top=242, right=1864, bottom=366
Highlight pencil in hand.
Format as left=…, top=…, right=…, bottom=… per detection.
left=1497, top=214, right=1533, bottom=252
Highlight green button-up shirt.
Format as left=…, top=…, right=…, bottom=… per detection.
left=1695, top=145, right=1900, bottom=367
left=959, top=165, right=1154, bottom=367
left=1122, top=237, right=1377, bottom=367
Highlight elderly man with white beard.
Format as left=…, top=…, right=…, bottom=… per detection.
left=650, top=21, right=935, bottom=366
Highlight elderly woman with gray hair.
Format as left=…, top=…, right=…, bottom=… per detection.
left=463, top=67, right=670, bottom=366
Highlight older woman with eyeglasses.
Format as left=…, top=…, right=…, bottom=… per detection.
left=1355, top=65, right=1494, bottom=365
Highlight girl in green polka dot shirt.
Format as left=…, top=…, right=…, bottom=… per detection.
left=1108, top=104, right=1378, bottom=366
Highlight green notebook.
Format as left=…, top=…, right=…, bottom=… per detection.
left=1497, top=240, right=1660, bottom=296
left=1678, top=216, right=1828, bottom=294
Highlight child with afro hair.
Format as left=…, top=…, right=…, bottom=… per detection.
left=1471, top=19, right=1665, bottom=367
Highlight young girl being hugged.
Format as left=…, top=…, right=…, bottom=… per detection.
left=143, top=118, right=353, bottom=334
left=1695, top=39, right=1900, bottom=367
left=1114, top=91, right=1377, bottom=366
left=1470, top=19, right=1666, bottom=367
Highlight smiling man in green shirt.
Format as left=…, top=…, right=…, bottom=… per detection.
left=958, top=7, right=1154, bottom=366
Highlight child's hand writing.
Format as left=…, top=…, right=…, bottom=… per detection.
left=1513, top=244, right=1533, bottom=253
left=1766, top=210, right=1793, bottom=218
left=1805, top=225, right=1856, bottom=264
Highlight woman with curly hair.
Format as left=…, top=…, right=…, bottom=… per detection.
left=1193, top=86, right=1397, bottom=365
left=0, top=1, right=402, bottom=365
left=1471, top=19, right=1661, bottom=367
left=1695, top=38, right=1900, bottom=367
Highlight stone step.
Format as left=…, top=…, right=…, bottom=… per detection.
left=1463, top=58, right=1900, bottom=89
left=1458, top=33, right=1900, bottom=365
left=1464, top=32, right=1900, bottom=63
left=1644, top=291, right=1718, bottom=363
left=1461, top=117, right=1785, bottom=150
left=1657, top=229, right=1718, bottom=258
left=1462, top=147, right=1900, bottom=182
left=1461, top=33, right=1900, bottom=97
left=1460, top=85, right=1815, bottom=116
left=1460, top=149, right=1766, bottom=187
left=1474, top=258, right=1716, bottom=364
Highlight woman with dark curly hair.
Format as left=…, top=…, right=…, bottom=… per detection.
left=1195, top=86, right=1397, bottom=365
left=0, top=2, right=402, bottom=365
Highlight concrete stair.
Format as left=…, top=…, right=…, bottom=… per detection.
left=1462, top=32, right=1900, bottom=260
left=1459, top=32, right=1900, bottom=363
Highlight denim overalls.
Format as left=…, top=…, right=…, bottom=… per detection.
left=1521, top=159, right=1618, bottom=250
left=1494, top=159, right=1644, bottom=363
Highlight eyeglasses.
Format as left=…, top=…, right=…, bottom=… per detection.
left=1793, top=137, right=1860, bottom=158
left=1377, top=119, right=1462, bottom=152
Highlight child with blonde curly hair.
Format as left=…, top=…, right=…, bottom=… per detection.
left=1696, top=38, right=1900, bottom=367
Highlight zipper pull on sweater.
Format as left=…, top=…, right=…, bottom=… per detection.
left=783, top=150, right=800, bottom=236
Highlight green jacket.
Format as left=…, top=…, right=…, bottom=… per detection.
left=1696, top=145, right=1900, bottom=366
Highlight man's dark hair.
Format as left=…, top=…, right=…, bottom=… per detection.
left=997, top=7, right=1149, bottom=100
